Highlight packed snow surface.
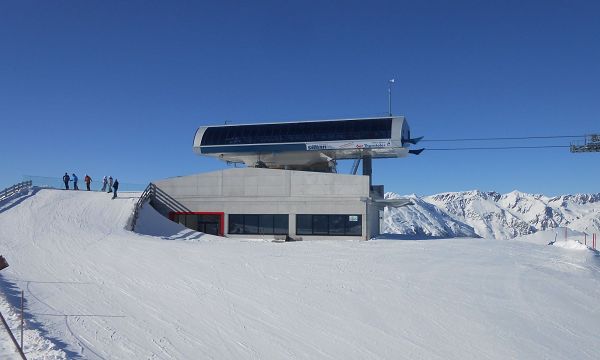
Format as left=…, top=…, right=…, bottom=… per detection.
left=1, top=189, right=600, bottom=359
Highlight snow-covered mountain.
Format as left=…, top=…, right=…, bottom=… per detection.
left=384, top=190, right=600, bottom=239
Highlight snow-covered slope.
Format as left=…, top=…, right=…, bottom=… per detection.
left=386, top=190, right=600, bottom=239
left=1, top=189, right=600, bottom=359
left=383, top=194, right=478, bottom=238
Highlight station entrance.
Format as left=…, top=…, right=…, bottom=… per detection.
left=169, top=212, right=224, bottom=236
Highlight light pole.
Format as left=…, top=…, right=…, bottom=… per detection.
left=388, top=79, right=395, bottom=116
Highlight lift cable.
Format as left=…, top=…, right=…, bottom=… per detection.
left=426, top=145, right=570, bottom=151
left=421, top=135, right=585, bottom=142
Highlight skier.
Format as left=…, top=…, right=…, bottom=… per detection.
left=84, top=174, right=92, bottom=191
left=63, top=172, right=70, bottom=190
left=101, top=176, right=108, bottom=192
left=107, top=176, right=113, bottom=193
left=72, top=173, right=79, bottom=190
left=112, top=179, right=119, bottom=199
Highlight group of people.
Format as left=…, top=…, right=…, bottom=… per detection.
left=62, top=173, right=120, bottom=199
left=100, top=176, right=120, bottom=199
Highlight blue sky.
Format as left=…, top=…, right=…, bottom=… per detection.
left=1, top=0, right=598, bottom=196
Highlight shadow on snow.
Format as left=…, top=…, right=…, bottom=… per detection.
left=0, top=275, right=82, bottom=359
left=373, top=233, right=475, bottom=241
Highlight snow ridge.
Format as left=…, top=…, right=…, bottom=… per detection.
left=385, top=190, right=600, bottom=239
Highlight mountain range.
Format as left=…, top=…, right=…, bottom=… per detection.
left=383, top=190, right=600, bottom=239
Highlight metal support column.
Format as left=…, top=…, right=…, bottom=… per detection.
left=362, top=155, right=372, bottom=187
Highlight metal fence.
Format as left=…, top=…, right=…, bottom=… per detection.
left=0, top=181, right=32, bottom=202
left=129, top=183, right=156, bottom=231
left=0, top=309, right=27, bottom=359
left=22, top=175, right=146, bottom=192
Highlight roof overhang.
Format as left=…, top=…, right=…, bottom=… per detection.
left=371, top=198, right=414, bottom=208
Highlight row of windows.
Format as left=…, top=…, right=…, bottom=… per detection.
left=296, top=214, right=362, bottom=236
left=227, top=214, right=363, bottom=236
left=229, top=214, right=289, bottom=235
left=173, top=214, right=220, bottom=232
left=201, top=119, right=392, bottom=146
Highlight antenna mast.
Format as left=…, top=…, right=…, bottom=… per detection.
left=388, top=79, right=395, bottom=116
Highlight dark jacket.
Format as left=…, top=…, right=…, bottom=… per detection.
left=113, top=180, right=119, bottom=190
left=63, top=174, right=70, bottom=182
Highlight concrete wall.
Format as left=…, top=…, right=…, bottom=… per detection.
left=153, top=168, right=374, bottom=240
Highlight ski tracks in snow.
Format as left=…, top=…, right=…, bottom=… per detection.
left=25, top=281, right=107, bottom=360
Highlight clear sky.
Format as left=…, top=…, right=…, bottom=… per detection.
left=1, top=0, right=598, bottom=196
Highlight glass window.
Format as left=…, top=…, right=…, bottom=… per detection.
left=228, top=214, right=244, bottom=234
left=296, top=214, right=362, bottom=236
left=313, top=215, right=329, bottom=235
left=199, top=214, right=220, bottom=223
left=346, top=215, right=362, bottom=236
left=259, top=215, right=274, bottom=234
left=229, top=214, right=288, bottom=235
left=273, top=215, right=288, bottom=235
left=329, top=215, right=345, bottom=235
left=201, top=118, right=392, bottom=146
left=296, top=215, right=312, bottom=235
left=244, top=215, right=259, bottom=234
left=185, top=214, right=198, bottom=231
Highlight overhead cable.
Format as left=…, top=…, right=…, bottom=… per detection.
left=421, top=135, right=585, bottom=142
left=426, top=145, right=571, bottom=151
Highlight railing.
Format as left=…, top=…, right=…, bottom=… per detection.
left=22, top=175, right=147, bottom=192
left=129, top=183, right=156, bottom=231
left=0, top=181, right=32, bottom=202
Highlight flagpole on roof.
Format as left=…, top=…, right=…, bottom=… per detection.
left=388, top=79, right=395, bottom=116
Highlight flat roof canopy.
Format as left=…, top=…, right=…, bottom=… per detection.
left=193, top=116, right=421, bottom=169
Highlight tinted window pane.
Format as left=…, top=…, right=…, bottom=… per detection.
left=313, top=215, right=329, bottom=235
left=185, top=215, right=198, bottom=231
left=259, top=215, right=274, bottom=234
left=199, top=214, right=220, bottom=222
left=273, top=215, right=288, bottom=234
left=329, top=215, right=345, bottom=235
left=201, top=118, right=392, bottom=145
left=345, top=215, right=362, bottom=236
left=244, top=215, right=259, bottom=234
left=204, top=223, right=219, bottom=235
left=296, top=215, right=312, bottom=235
left=228, top=214, right=244, bottom=234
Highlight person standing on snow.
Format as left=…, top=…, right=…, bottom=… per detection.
left=107, top=176, right=113, bottom=193
left=101, top=176, right=108, bottom=192
left=84, top=174, right=92, bottom=191
left=72, top=173, right=79, bottom=190
left=63, top=172, right=70, bottom=190
left=112, top=179, right=119, bottom=199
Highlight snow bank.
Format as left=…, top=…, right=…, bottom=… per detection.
left=134, top=200, right=221, bottom=241
left=513, top=228, right=591, bottom=249
left=1, top=189, right=599, bottom=359
left=552, top=240, right=589, bottom=250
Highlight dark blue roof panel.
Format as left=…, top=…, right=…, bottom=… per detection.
left=200, top=118, right=393, bottom=146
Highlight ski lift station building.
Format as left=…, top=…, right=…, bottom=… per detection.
left=151, top=116, right=421, bottom=240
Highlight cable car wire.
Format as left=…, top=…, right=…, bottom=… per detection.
left=426, top=145, right=571, bottom=151
left=421, top=135, right=585, bottom=142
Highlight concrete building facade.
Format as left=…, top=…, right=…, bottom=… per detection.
left=152, top=168, right=383, bottom=240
